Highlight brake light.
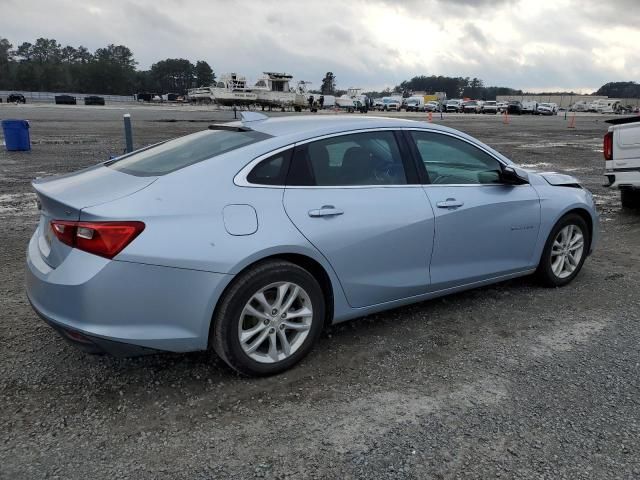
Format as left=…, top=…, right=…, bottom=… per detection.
left=604, top=131, right=613, bottom=160
left=50, top=220, right=144, bottom=259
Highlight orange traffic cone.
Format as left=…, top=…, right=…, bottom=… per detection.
left=428, top=111, right=433, bottom=122
left=568, top=113, right=576, bottom=129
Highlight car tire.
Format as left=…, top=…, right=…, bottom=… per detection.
left=211, top=260, right=325, bottom=376
left=536, top=213, right=590, bottom=287
left=621, top=188, right=640, bottom=209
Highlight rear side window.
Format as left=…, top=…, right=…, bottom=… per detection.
left=108, top=129, right=271, bottom=176
left=288, top=131, right=407, bottom=186
left=246, top=149, right=292, bottom=185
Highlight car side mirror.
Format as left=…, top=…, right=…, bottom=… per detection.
left=501, top=165, right=529, bottom=184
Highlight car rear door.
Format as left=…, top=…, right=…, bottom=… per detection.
left=406, top=129, right=541, bottom=290
left=282, top=130, right=435, bottom=308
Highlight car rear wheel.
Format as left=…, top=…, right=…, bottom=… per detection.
left=211, top=260, right=325, bottom=376
left=536, top=213, right=590, bottom=287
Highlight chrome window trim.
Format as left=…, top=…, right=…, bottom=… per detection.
left=233, top=127, right=523, bottom=189
left=234, top=128, right=410, bottom=189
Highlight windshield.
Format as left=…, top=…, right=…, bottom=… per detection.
left=107, top=129, right=271, bottom=176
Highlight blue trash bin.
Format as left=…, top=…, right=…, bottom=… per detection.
left=2, top=119, right=31, bottom=151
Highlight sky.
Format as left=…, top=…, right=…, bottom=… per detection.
left=3, top=0, right=640, bottom=92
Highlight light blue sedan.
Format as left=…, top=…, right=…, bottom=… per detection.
left=26, top=114, right=598, bottom=375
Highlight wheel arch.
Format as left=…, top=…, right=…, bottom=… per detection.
left=564, top=207, right=594, bottom=244
left=538, top=206, right=595, bottom=265
left=207, top=251, right=338, bottom=346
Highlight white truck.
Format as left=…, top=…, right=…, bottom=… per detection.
left=603, top=116, right=640, bottom=208
left=521, top=100, right=538, bottom=114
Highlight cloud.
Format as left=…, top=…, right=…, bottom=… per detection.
left=2, top=0, right=638, bottom=92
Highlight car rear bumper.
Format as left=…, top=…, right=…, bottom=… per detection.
left=26, top=231, right=232, bottom=355
left=603, top=169, right=640, bottom=188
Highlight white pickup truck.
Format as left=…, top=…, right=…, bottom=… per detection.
left=603, top=116, right=640, bottom=208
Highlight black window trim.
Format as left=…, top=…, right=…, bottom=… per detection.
left=401, top=128, right=514, bottom=187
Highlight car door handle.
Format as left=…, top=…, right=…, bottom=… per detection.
left=308, top=205, right=344, bottom=217
left=436, top=198, right=464, bottom=209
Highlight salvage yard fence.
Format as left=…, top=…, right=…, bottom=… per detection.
left=0, top=90, right=135, bottom=103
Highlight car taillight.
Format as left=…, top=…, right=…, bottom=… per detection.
left=604, top=131, right=613, bottom=160
left=50, top=220, right=145, bottom=259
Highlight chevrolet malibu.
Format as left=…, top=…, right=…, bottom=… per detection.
left=26, top=114, right=598, bottom=376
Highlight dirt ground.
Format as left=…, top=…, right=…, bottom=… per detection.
left=1, top=104, right=639, bottom=479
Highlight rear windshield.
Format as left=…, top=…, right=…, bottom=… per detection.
left=107, top=129, right=271, bottom=176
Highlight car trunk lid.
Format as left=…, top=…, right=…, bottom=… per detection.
left=32, top=164, right=157, bottom=268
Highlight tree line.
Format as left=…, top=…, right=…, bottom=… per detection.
left=595, top=82, right=640, bottom=98
left=2, top=38, right=637, bottom=100
left=0, top=37, right=215, bottom=95
left=317, top=72, right=523, bottom=100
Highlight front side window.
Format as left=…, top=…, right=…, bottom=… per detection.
left=410, top=131, right=503, bottom=185
left=287, top=131, right=407, bottom=186
left=108, top=129, right=271, bottom=176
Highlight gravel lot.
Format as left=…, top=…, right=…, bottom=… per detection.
left=1, top=104, right=639, bottom=479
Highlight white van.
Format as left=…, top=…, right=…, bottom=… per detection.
left=405, top=96, right=425, bottom=112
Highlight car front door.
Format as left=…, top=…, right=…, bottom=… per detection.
left=282, top=130, right=435, bottom=308
left=407, top=130, right=541, bottom=290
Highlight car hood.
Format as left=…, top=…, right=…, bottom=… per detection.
left=523, top=170, right=582, bottom=187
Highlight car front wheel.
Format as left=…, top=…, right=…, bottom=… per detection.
left=212, top=260, right=325, bottom=376
left=536, top=214, right=590, bottom=287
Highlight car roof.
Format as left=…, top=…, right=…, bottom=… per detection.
left=216, top=114, right=515, bottom=168
left=229, top=115, right=458, bottom=141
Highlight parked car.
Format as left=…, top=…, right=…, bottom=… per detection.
left=84, top=96, right=105, bottom=106
left=603, top=116, right=640, bottom=208
left=425, top=101, right=441, bottom=112
left=587, top=101, right=600, bottom=113
left=536, top=103, right=558, bottom=115
left=507, top=100, right=523, bottom=115
left=569, top=101, right=589, bottom=112
left=380, top=97, right=401, bottom=111
left=445, top=99, right=462, bottom=112
left=497, top=101, right=508, bottom=113
left=7, top=93, right=26, bottom=104
left=462, top=100, right=482, bottom=113
left=26, top=114, right=598, bottom=376
left=482, top=101, right=498, bottom=114
left=55, top=95, right=77, bottom=105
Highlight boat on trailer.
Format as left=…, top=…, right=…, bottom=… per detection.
left=254, top=72, right=308, bottom=111
left=188, top=73, right=257, bottom=106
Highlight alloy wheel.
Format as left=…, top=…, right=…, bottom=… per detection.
left=238, top=282, right=313, bottom=363
left=550, top=224, right=585, bottom=279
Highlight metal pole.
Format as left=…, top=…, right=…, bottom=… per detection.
left=123, top=114, right=133, bottom=153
